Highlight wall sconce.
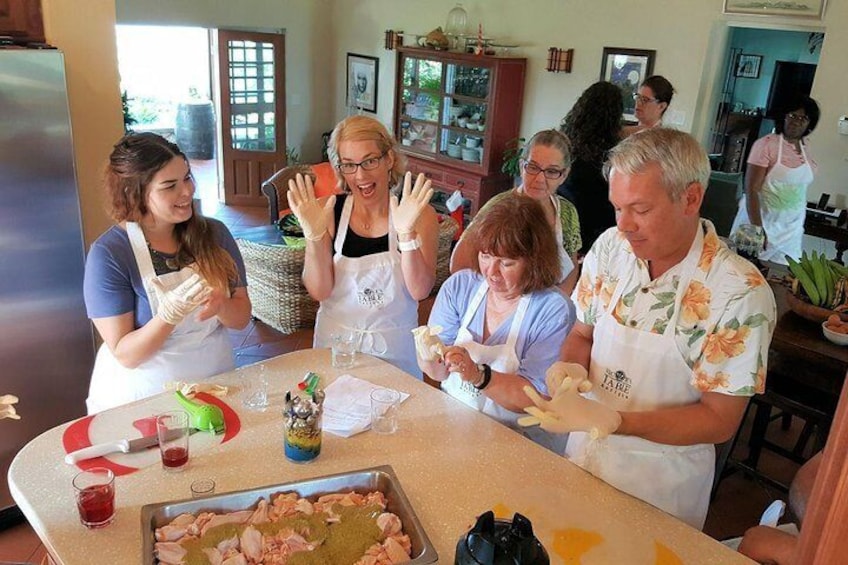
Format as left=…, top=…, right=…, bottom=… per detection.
left=384, top=30, right=403, bottom=50
left=546, top=47, right=573, bottom=73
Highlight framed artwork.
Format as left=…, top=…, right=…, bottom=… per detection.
left=346, top=53, right=379, bottom=113
left=723, top=0, right=827, bottom=19
left=735, top=54, right=763, bottom=79
left=600, top=47, right=656, bottom=123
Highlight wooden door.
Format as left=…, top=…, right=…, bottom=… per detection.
left=217, top=29, right=286, bottom=206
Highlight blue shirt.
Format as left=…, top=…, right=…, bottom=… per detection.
left=428, top=270, right=575, bottom=393
left=83, top=219, right=247, bottom=328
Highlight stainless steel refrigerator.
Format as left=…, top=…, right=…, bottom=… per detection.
left=0, top=49, right=95, bottom=516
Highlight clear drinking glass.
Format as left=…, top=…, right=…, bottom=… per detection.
left=331, top=330, right=359, bottom=369
left=73, top=467, right=115, bottom=529
left=157, top=410, right=190, bottom=472
left=370, top=388, right=401, bottom=434
left=242, top=364, right=270, bottom=411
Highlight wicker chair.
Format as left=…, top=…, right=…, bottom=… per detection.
left=434, top=215, right=458, bottom=293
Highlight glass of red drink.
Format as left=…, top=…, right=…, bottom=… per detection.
left=156, top=410, right=190, bottom=472
left=72, top=467, right=115, bottom=529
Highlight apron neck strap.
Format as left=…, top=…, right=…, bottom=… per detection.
left=126, top=222, right=159, bottom=311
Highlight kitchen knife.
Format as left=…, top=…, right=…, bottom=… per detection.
left=64, top=428, right=195, bottom=465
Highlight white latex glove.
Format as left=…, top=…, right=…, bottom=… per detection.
left=390, top=172, right=434, bottom=235
left=412, top=325, right=446, bottom=362
left=150, top=273, right=210, bottom=326
left=287, top=173, right=336, bottom=241
left=518, top=362, right=621, bottom=438
left=1, top=394, right=20, bottom=420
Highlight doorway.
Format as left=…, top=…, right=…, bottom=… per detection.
left=116, top=25, right=221, bottom=211
left=709, top=27, right=823, bottom=173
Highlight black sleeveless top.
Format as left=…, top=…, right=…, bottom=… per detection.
left=332, top=194, right=390, bottom=258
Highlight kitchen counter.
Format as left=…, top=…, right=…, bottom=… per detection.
left=9, top=349, right=752, bottom=564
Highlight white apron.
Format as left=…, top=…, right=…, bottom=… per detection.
left=313, top=197, right=420, bottom=378
left=551, top=195, right=575, bottom=283
left=442, top=281, right=568, bottom=453
left=732, top=135, right=814, bottom=264
left=86, top=222, right=234, bottom=414
left=565, top=251, right=714, bottom=529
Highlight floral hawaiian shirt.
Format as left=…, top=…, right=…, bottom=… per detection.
left=573, top=220, right=776, bottom=396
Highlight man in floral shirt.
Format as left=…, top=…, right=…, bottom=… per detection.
left=546, top=128, right=776, bottom=529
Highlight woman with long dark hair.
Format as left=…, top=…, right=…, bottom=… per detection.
left=84, top=132, right=251, bottom=413
left=558, top=81, right=624, bottom=254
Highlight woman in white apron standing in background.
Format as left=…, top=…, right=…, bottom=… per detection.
left=287, top=116, right=439, bottom=378
left=732, top=95, right=820, bottom=264
left=84, top=133, right=251, bottom=413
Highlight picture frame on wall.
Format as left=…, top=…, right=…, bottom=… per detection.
left=723, top=0, right=827, bottom=20
left=735, top=54, right=763, bottom=79
left=600, top=47, right=656, bottom=123
left=347, top=53, right=379, bottom=113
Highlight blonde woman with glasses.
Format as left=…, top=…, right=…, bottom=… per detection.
left=451, top=130, right=581, bottom=294
left=287, top=116, right=439, bottom=378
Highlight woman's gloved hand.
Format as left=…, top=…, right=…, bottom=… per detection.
left=1, top=394, right=20, bottom=420
left=151, top=273, right=210, bottom=326
left=518, top=362, right=621, bottom=438
left=390, top=172, right=434, bottom=235
left=288, top=173, right=337, bottom=241
left=412, top=325, right=445, bottom=362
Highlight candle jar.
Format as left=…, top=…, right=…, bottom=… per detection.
left=283, top=390, right=324, bottom=463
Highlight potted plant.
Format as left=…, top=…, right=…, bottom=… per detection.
left=501, top=136, right=525, bottom=182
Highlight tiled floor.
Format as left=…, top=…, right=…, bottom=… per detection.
left=0, top=179, right=818, bottom=560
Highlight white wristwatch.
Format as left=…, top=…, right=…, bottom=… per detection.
left=398, top=236, right=422, bottom=252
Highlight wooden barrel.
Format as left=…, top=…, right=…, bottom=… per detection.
left=175, top=100, right=215, bottom=159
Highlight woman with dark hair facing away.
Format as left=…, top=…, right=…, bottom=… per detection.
left=622, top=75, right=675, bottom=136
left=417, top=193, right=575, bottom=453
left=558, top=81, right=624, bottom=254
left=287, top=115, right=439, bottom=378
left=451, top=129, right=581, bottom=293
left=731, top=95, right=820, bottom=264
left=83, top=132, right=251, bottom=413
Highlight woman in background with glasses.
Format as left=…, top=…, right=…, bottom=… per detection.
left=622, top=75, right=675, bottom=137
left=287, top=115, right=439, bottom=378
left=731, top=95, right=820, bottom=264
left=558, top=82, right=624, bottom=255
left=451, top=130, right=581, bottom=293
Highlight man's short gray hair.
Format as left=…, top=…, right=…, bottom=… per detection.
left=603, top=128, right=710, bottom=200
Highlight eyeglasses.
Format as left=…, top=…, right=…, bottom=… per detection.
left=337, top=152, right=387, bottom=175
left=785, top=113, right=810, bottom=123
left=632, top=93, right=659, bottom=104
left=521, top=160, right=566, bottom=180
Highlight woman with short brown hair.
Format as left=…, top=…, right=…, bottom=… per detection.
left=417, top=193, right=574, bottom=452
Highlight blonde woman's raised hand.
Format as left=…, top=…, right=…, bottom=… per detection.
left=390, top=172, right=434, bottom=235
left=287, top=173, right=336, bottom=241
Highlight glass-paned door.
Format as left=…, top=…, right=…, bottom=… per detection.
left=217, top=29, right=286, bottom=206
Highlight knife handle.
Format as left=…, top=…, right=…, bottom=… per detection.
left=64, top=440, right=130, bottom=465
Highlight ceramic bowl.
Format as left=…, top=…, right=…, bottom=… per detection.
left=461, top=148, right=479, bottom=162
left=822, top=321, right=848, bottom=345
left=447, top=144, right=462, bottom=158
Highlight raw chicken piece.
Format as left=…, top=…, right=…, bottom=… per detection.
left=155, top=512, right=196, bottom=542
left=293, top=497, right=314, bottom=515
left=388, top=533, right=411, bottom=555
left=217, top=534, right=239, bottom=554
left=202, top=548, right=223, bottom=565
left=186, top=511, right=216, bottom=537
left=363, top=491, right=387, bottom=510
left=376, top=512, right=402, bottom=537
left=201, top=510, right=253, bottom=536
left=240, top=525, right=263, bottom=562
left=154, top=541, right=187, bottom=565
left=383, top=536, right=410, bottom=563
left=221, top=554, right=247, bottom=565
left=248, top=498, right=270, bottom=524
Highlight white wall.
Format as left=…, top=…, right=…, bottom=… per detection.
left=115, top=0, right=335, bottom=163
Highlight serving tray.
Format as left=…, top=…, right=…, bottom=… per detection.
left=141, top=465, right=438, bottom=564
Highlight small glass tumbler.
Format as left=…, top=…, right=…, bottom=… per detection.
left=370, top=388, right=401, bottom=434
left=331, top=329, right=359, bottom=369
left=73, top=467, right=115, bottom=529
left=190, top=479, right=216, bottom=498
left=157, top=410, right=190, bottom=472
left=243, top=364, right=270, bottom=411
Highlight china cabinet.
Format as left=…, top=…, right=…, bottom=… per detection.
left=393, top=46, right=526, bottom=218
left=0, top=0, right=44, bottom=44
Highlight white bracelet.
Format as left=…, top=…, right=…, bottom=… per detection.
left=398, top=236, right=422, bottom=252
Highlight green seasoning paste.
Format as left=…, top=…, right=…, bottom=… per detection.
left=178, top=504, right=383, bottom=565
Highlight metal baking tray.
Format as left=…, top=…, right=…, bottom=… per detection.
left=141, top=464, right=438, bottom=564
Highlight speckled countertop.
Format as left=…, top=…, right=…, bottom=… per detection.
left=9, top=349, right=752, bottom=564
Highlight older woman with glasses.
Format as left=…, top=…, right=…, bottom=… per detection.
left=731, top=94, right=820, bottom=264
left=622, top=75, right=675, bottom=137
left=451, top=129, right=581, bottom=293
left=287, top=115, right=439, bottom=378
